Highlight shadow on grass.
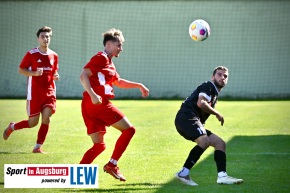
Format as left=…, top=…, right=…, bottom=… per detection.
left=58, top=135, right=290, bottom=193
left=62, top=188, right=157, bottom=192
left=0, top=152, right=32, bottom=154
left=61, top=183, right=163, bottom=192
left=1, top=135, right=289, bottom=193
left=153, top=135, right=290, bottom=193
left=61, top=135, right=290, bottom=193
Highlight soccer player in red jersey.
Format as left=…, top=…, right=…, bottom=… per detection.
left=3, top=26, right=59, bottom=154
left=79, top=28, right=149, bottom=181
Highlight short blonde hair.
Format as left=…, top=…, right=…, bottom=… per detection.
left=102, top=28, right=125, bottom=46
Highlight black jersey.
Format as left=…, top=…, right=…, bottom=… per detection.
left=180, top=81, right=219, bottom=124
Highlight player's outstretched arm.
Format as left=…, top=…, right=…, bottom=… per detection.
left=113, top=78, right=149, bottom=98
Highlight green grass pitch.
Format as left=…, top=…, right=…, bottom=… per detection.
left=0, top=99, right=290, bottom=193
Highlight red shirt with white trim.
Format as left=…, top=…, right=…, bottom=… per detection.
left=19, top=47, right=58, bottom=100
left=83, top=51, right=120, bottom=99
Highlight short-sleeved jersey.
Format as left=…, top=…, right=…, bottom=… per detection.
left=19, top=47, right=58, bottom=100
left=83, top=51, right=120, bottom=99
left=180, top=81, right=219, bottom=124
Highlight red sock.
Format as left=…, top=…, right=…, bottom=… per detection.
left=14, top=120, right=30, bottom=130
left=80, top=143, right=106, bottom=164
left=111, top=127, right=136, bottom=161
left=36, top=123, right=49, bottom=144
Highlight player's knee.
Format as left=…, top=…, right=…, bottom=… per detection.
left=217, top=139, right=226, bottom=150
left=201, top=141, right=210, bottom=149
left=122, top=126, right=136, bottom=136
left=93, top=143, right=106, bottom=152
left=28, top=120, right=38, bottom=128
left=41, top=116, right=51, bottom=125
left=42, top=119, right=50, bottom=125
left=196, top=135, right=210, bottom=149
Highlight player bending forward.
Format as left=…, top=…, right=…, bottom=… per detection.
left=3, top=26, right=59, bottom=153
left=79, top=28, right=149, bottom=181
left=174, top=66, right=243, bottom=186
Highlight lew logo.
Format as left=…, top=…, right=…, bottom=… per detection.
left=4, top=164, right=98, bottom=188
left=70, top=167, right=98, bottom=185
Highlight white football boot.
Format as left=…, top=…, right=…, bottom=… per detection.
left=217, top=175, right=243, bottom=184
left=175, top=173, right=198, bottom=186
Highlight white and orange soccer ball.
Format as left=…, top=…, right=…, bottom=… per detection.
left=188, top=19, right=211, bottom=41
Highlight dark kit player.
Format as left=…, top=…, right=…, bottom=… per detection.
left=174, top=66, right=243, bottom=186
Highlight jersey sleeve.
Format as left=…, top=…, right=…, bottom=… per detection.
left=198, top=82, right=212, bottom=102
left=54, top=54, right=59, bottom=72
left=19, top=52, right=32, bottom=69
left=84, top=54, right=107, bottom=74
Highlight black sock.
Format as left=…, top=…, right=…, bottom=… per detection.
left=183, top=145, right=205, bottom=170
left=214, top=150, right=226, bottom=173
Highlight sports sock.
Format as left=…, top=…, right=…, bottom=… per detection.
left=214, top=150, right=227, bottom=173
left=14, top=120, right=30, bottom=130
left=178, top=167, right=190, bottom=177
left=218, top=171, right=228, bottom=177
left=10, top=123, right=15, bottom=130
left=34, top=144, right=42, bottom=149
left=80, top=143, right=106, bottom=164
left=36, top=123, right=49, bottom=144
left=111, top=127, right=136, bottom=161
left=109, top=158, right=118, bottom=166
left=183, top=145, right=205, bottom=170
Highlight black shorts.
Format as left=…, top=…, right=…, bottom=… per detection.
left=175, top=110, right=213, bottom=141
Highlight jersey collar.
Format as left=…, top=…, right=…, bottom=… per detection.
left=37, top=47, right=52, bottom=55
left=210, top=81, right=220, bottom=93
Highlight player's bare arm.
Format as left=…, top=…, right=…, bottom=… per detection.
left=113, top=78, right=149, bottom=98
left=18, top=67, right=43, bottom=76
left=53, top=71, right=59, bottom=81
left=197, top=95, right=224, bottom=126
left=80, top=68, right=102, bottom=104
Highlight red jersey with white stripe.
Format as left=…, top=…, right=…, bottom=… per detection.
left=19, top=47, right=58, bottom=100
left=83, top=51, right=120, bottom=99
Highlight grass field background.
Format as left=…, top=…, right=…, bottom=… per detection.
left=0, top=99, right=289, bottom=193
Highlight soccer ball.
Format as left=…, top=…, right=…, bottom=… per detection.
left=188, top=19, right=211, bottom=41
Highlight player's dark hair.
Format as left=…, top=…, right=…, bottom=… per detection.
left=213, top=66, right=228, bottom=76
left=36, top=26, right=52, bottom=37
